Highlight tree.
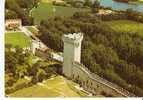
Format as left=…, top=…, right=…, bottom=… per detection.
left=5, top=0, right=35, bottom=25
left=84, top=0, right=92, bottom=7
left=15, top=65, right=28, bottom=78
left=5, top=51, right=17, bottom=74
left=37, top=69, right=47, bottom=82
left=91, top=0, right=100, bottom=13
left=6, top=77, right=16, bottom=87
left=31, top=76, right=38, bottom=84
left=5, top=9, right=18, bottom=19
left=126, top=8, right=134, bottom=19
left=29, top=62, right=39, bottom=76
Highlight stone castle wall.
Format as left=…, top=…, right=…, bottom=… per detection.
left=71, top=62, right=135, bottom=97
left=62, top=33, right=135, bottom=97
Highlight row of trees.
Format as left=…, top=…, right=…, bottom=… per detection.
left=98, top=8, right=143, bottom=23
left=126, top=8, right=143, bottom=23
left=64, top=0, right=100, bottom=11
left=37, top=12, right=143, bottom=96
left=5, top=0, right=39, bottom=25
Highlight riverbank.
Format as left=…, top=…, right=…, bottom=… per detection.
left=113, top=0, right=143, bottom=3
left=99, top=0, right=143, bottom=13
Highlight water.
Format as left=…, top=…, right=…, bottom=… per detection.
left=94, top=0, right=143, bottom=13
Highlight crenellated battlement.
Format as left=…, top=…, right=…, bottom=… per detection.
left=72, top=61, right=135, bottom=97
left=62, top=33, right=83, bottom=45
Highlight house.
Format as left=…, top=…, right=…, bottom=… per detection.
left=5, top=19, right=22, bottom=31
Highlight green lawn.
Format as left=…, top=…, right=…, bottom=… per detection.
left=105, top=20, right=143, bottom=37
left=9, top=76, right=89, bottom=97
left=5, top=32, right=31, bottom=48
left=31, top=2, right=90, bottom=24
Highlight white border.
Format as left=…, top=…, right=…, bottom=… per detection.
left=0, top=0, right=4, bottom=99
left=0, top=0, right=143, bottom=100
left=4, top=98, right=143, bottom=100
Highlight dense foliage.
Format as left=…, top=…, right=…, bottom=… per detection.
left=5, top=0, right=40, bottom=25
left=38, top=12, right=143, bottom=96
left=99, top=8, right=143, bottom=23
left=5, top=45, right=61, bottom=90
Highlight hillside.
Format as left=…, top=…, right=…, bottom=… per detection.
left=37, top=11, right=143, bottom=96
left=8, top=76, right=89, bottom=97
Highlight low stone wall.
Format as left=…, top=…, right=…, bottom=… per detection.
left=35, top=49, right=50, bottom=59
left=71, top=62, right=135, bottom=97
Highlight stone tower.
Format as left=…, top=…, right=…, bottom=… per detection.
left=62, top=33, right=83, bottom=78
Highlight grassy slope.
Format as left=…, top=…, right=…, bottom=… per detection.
left=5, top=32, right=31, bottom=48
left=31, top=2, right=90, bottom=24
left=105, top=20, right=143, bottom=37
left=9, top=76, right=89, bottom=97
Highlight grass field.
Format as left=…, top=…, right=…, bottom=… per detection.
left=5, top=32, right=31, bottom=48
left=31, top=2, right=90, bottom=24
left=105, top=20, right=143, bottom=37
left=9, top=76, right=89, bottom=97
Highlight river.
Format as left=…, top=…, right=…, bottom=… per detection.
left=93, top=0, right=143, bottom=13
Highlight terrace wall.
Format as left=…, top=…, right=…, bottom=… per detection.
left=71, top=62, right=135, bottom=97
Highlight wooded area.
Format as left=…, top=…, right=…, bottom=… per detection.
left=37, top=11, right=143, bottom=96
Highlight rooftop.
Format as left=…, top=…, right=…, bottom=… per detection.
left=6, top=19, right=22, bottom=22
